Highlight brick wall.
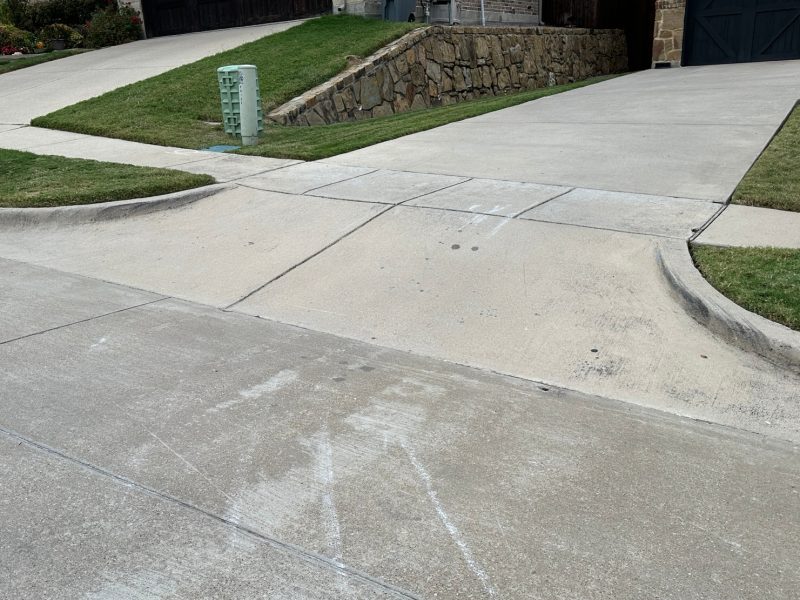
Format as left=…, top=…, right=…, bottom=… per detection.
left=343, top=0, right=541, bottom=25
left=459, top=0, right=541, bottom=25
left=652, top=0, right=685, bottom=65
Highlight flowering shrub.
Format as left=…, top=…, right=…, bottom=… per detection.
left=38, top=22, right=83, bottom=47
left=85, top=1, right=142, bottom=48
left=0, top=23, right=34, bottom=52
left=3, top=0, right=107, bottom=31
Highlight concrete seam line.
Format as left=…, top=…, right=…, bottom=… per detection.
left=225, top=204, right=396, bottom=309
left=511, top=186, right=575, bottom=218
left=0, top=426, right=422, bottom=600
left=656, top=239, right=800, bottom=374
left=224, top=162, right=305, bottom=182
left=517, top=216, right=686, bottom=240
left=0, top=297, right=168, bottom=346
left=688, top=202, right=728, bottom=243
left=301, top=168, right=381, bottom=195
left=393, top=177, right=474, bottom=206
left=0, top=183, right=232, bottom=228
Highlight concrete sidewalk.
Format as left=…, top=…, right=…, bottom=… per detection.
left=0, top=125, right=300, bottom=181
left=696, top=204, right=800, bottom=248
left=0, top=20, right=302, bottom=125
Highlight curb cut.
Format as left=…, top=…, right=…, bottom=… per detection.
left=657, top=239, right=800, bottom=374
left=0, top=183, right=232, bottom=228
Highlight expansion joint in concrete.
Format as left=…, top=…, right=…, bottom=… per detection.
left=0, top=425, right=422, bottom=600
left=688, top=203, right=729, bottom=243
left=224, top=204, right=396, bottom=310
left=0, top=297, right=168, bottom=346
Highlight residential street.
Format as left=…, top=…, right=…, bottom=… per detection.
left=1, top=31, right=799, bottom=599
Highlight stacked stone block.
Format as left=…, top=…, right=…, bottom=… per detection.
left=652, top=0, right=686, bottom=65
left=268, top=25, right=627, bottom=126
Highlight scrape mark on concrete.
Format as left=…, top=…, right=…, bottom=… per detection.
left=315, top=427, right=343, bottom=563
left=401, top=441, right=497, bottom=598
left=315, top=426, right=352, bottom=596
left=240, top=369, right=298, bottom=399
left=209, top=369, right=298, bottom=413
left=89, top=336, right=107, bottom=351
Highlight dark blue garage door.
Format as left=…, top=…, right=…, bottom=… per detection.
left=684, top=0, right=800, bottom=65
left=142, top=0, right=330, bottom=37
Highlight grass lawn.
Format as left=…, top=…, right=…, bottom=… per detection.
left=0, top=149, right=214, bottom=208
left=32, top=16, right=420, bottom=151
left=699, top=105, right=800, bottom=330
left=691, top=245, right=800, bottom=331
left=733, top=104, right=800, bottom=212
left=0, top=49, right=88, bottom=75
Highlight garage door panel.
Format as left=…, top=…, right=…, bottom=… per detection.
left=754, top=9, right=800, bottom=59
left=685, top=0, right=800, bottom=65
left=143, top=0, right=330, bottom=37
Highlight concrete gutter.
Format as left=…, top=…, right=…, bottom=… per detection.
left=0, top=183, right=231, bottom=228
left=657, top=238, right=800, bottom=374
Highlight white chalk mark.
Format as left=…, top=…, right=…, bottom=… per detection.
left=105, top=396, right=239, bottom=511
left=316, top=427, right=353, bottom=597
left=402, top=441, right=497, bottom=598
left=489, top=219, right=511, bottom=238
left=144, top=428, right=237, bottom=505
left=209, top=369, right=298, bottom=413
left=316, top=427, right=343, bottom=562
left=469, top=214, right=489, bottom=225
left=239, top=369, right=298, bottom=399
left=89, top=337, right=107, bottom=350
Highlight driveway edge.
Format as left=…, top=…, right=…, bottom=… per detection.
left=0, top=183, right=232, bottom=227
left=657, top=239, right=800, bottom=373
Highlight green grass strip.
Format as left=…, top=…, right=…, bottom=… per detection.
left=691, top=244, right=800, bottom=331
left=0, top=49, right=88, bottom=75
left=733, top=104, right=800, bottom=212
left=0, top=148, right=214, bottom=207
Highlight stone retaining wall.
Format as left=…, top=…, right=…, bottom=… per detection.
left=268, top=25, right=627, bottom=126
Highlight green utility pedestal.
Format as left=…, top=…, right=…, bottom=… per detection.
left=217, top=65, right=264, bottom=146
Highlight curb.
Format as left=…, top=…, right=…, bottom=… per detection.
left=0, top=183, right=232, bottom=228
left=657, top=239, right=800, bottom=374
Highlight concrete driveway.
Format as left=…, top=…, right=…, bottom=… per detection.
left=2, top=50, right=800, bottom=598
left=0, top=20, right=303, bottom=125
left=325, top=60, right=800, bottom=202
